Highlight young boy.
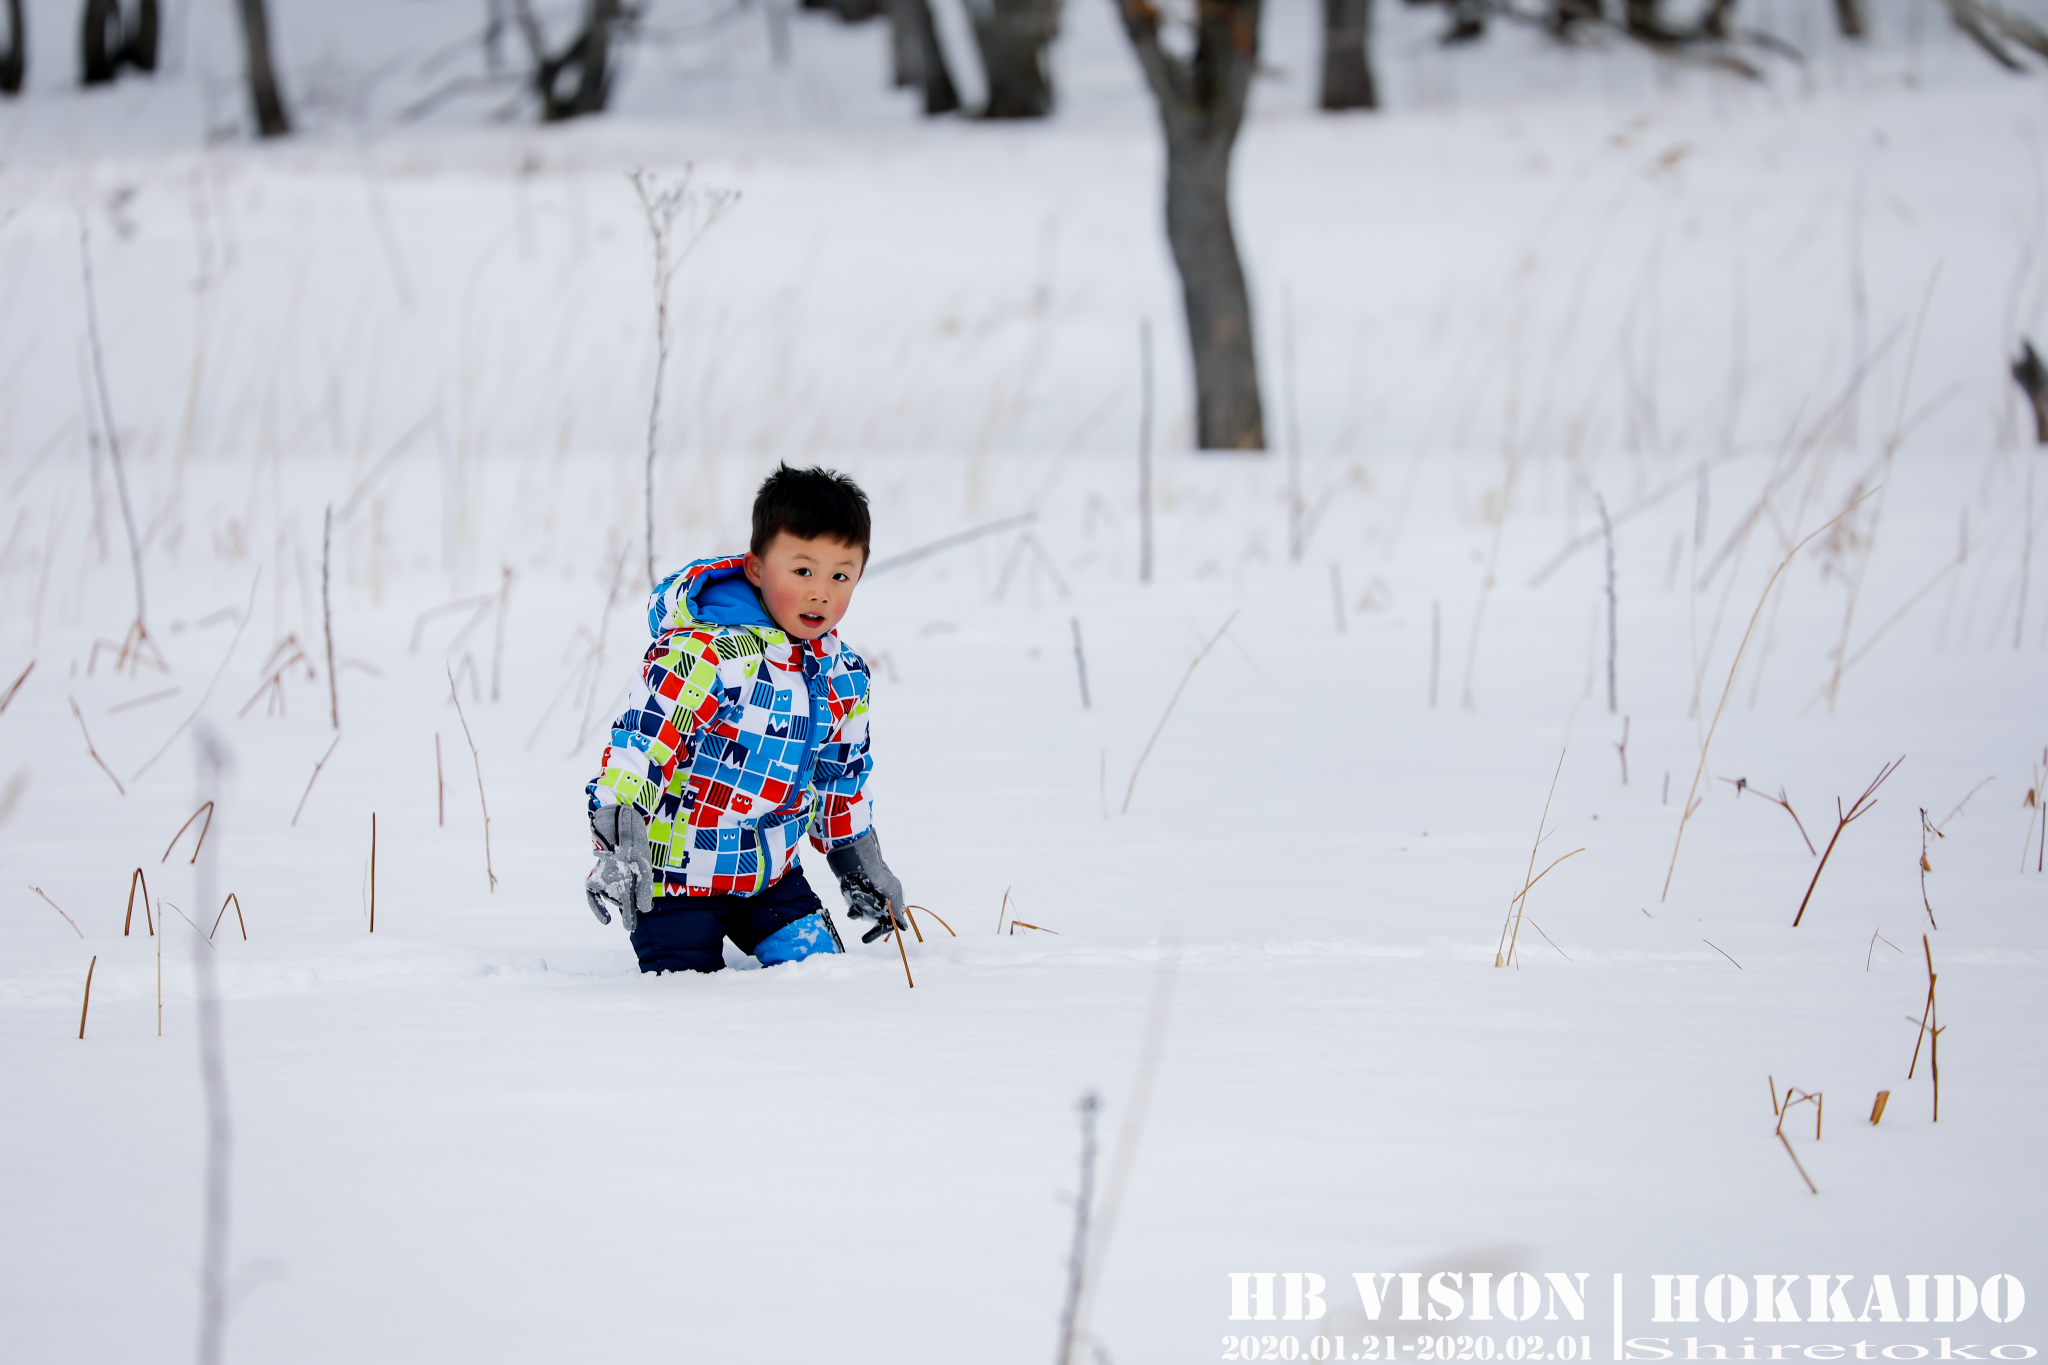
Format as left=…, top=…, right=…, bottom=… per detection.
left=583, top=465, right=907, bottom=973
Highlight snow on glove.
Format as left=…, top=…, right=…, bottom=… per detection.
left=826, top=829, right=907, bottom=945
left=585, top=804, right=653, bottom=933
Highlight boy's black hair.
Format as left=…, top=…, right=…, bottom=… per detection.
left=750, top=464, right=872, bottom=562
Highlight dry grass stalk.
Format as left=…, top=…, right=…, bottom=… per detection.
left=906, top=904, right=954, bottom=937
left=135, top=570, right=259, bottom=783
left=323, top=504, right=340, bottom=728
left=1792, top=755, right=1904, bottom=926
left=78, top=955, right=96, bottom=1039
left=1615, top=716, right=1630, bottom=785
left=996, top=885, right=1011, bottom=935
left=162, top=801, right=215, bottom=865
left=1866, top=927, right=1902, bottom=970
left=1907, top=934, right=1943, bottom=1120
left=1496, top=750, right=1573, bottom=968
left=1122, top=610, right=1239, bottom=815
left=370, top=813, right=378, bottom=932
left=30, top=886, right=85, bottom=938
left=1703, top=939, right=1742, bottom=969
left=238, top=636, right=313, bottom=719
left=79, top=213, right=149, bottom=642
left=209, top=894, right=247, bottom=942
left=1661, top=490, right=1878, bottom=901
left=0, top=659, right=31, bottom=714
left=1777, top=1132, right=1819, bottom=1195
left=124, top=868, right=154, bottom=936
left=448, top=664, right=498, bottom=892
left=109, top=687, right=178, bottom=714
left=290, top=734, right=343, bottom=827
left=408, top=595, right=494, bottom=656
left=1009, top=921, right=1060, bottom=935
left=1918, top=808, right=1941, bottom=928
left=1721, top=776, right=1817, bottom=855
left=436, top=733, right=445, bottom=826
left=885, top=899, right=913, bottom=988
left=1869, top=1090, right=1890, bottom=1125
left=1776, top=1086, right=1822, bottom=1140
left=164, top=901, right=220, bottom=951
left=2028, top=751, right=2047, bottom=873
left=68, top=696, right=125, bottom=795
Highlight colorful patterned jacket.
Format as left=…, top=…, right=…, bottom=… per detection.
left=586, top=555, right=874, bottom=897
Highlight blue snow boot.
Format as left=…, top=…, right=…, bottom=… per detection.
left=753, top=912, right=842, bottom=966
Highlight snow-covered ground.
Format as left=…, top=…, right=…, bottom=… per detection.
left=2, top=0, right=2046, bottom=1361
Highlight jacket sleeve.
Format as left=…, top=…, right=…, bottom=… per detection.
left=586, top=628, right=730, bottom=818
left=806, top=651, right=874, bottom=852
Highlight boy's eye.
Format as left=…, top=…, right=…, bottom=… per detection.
left=832, top=572, right=848, bottom=581
left=794, top=567, right=811, bottom=577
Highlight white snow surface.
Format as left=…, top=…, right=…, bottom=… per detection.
left=2, top=0, right=2046, bottom=1360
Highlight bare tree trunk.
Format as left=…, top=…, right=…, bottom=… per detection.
left=1832, top=0, right=1864, bottom=36
left=1697, top=0, right=1735, bottom=38
left=967, top=0, right=1060, bottom=118
left=888, top=0, right=959, bottom=111
left=1110, top=0, right=1266, bottom=450
left=1319, top=0, right=1375, bottom=110
left=1, top=0, right=23, bottom=96
left=519, top=0, right=624, bottom=121
left=81, top=0, right=156, bottom=85
left=234, top=0, right=290, bottom=136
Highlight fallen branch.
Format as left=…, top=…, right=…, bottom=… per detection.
left=1792, top=755, right=1904, bottom=927
left=1122, top=611, right=1239, bottom=815
left=68, top=696, right=125, bottom=795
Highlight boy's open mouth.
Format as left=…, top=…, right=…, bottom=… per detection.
left=800, top=612, right=826, bottom=625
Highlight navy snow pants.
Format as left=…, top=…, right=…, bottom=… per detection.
left=629, top=864, right=841, bottom=974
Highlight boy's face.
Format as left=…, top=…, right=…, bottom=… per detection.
left=743, top=532, right=865, bottom=641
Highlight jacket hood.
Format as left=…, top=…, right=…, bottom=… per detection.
left=649, top=556, right=779, bottom=637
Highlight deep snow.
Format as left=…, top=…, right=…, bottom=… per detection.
left=1, top=0, right=2045, bottom=1361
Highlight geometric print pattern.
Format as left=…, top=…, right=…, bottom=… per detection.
left=587, top=555, right=874, bottom=897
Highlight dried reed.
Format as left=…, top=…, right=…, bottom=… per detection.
left=1919, top=808, right=1941, bottom=928
left=0, top=659, right=30, bottom=713
left=135, top=570, right=259, bottom=782
left=78, top=955, right=96, bottom=1039
left=1070, top=617, right=1092, bottom=710
left=1009, top=921, right=1060, bottom=935
left=448, top=664, right=497, bottom=891
left=1662, top=491, right=1877, bottom=901
left=1792, top=756, right=1904, bottom=927
left=370, top=813, right=377, bottom=932
left=162, top=801, right=215, bottom=865
left=1122, top=611, right=1238, bottom=815
left=290, top=734, right=343, bottom=827
left=1869, top=1090, right=1890, bottom=1125
left=208, top=894, right=247, bottom=941
left=906, top=904, right=954, bottom=936
left=1703, top=939, right=1742, bottom=969
left=1908, top=934, right=1942, bottom=1120
left=124, top=868, right=153, bottom=936
left=1615, top=716, right=1630, bottom=785
left=885, top=899, right=913, bottom=988
left=68, top=696, right=124, bottom=795
left=322, top=504, right=339, bottom=728
left=1495, top=751, right=1579, bottom=968
left=30, top=886, right=84, bottom=938
left=436, top=733, right=445, bottom=826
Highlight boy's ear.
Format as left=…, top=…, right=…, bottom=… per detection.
left=742, top=553, right=764, bottom=587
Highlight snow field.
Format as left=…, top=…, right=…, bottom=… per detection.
left=3, top=1, right=2047, bottom=1360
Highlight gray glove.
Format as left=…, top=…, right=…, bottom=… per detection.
left=826, top=829, right=907, bottom=944
left=585, top=805, right=653, bottom=933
